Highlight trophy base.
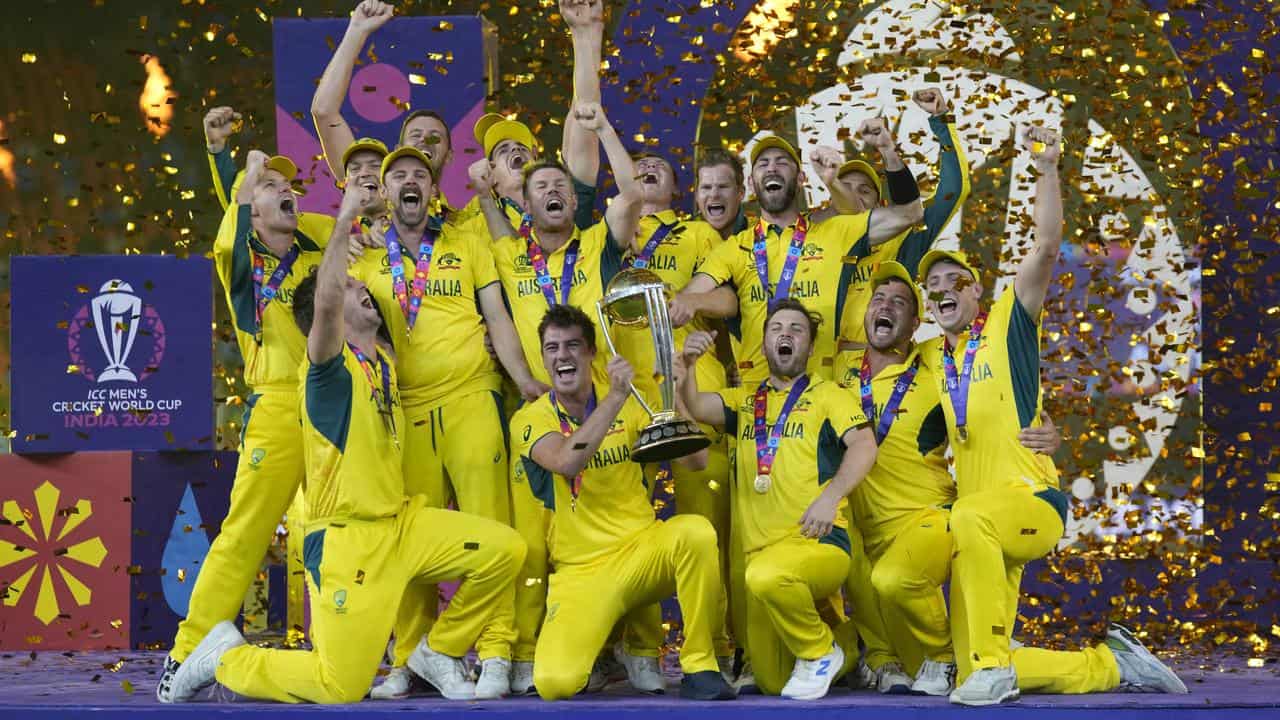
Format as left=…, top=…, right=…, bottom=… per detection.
left=633, top=418, right=711, bottom=464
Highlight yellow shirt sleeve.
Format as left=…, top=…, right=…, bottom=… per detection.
left=696, top=230, right=745, bottom=286
left=823, top=381, right=870, bottom=437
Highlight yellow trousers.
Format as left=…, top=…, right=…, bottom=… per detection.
left=391, top=390, right=513, bottom=665
left=172, top=390, right=304, bottom=662
left=744, top=537, right=855, bottom=695
left=869, top=507, right=953, bottom=672
left=533, top=516, right=723, bottom=700
left=215, top=496, right=526, bottom=704
left=842, top=523, right=895, bottom=670
left=672, top=436, right=734, bottom=657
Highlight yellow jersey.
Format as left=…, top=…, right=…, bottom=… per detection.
left=214, top=203, right=333, bottom=392
left=300, top=345, right=406, bottom=529
left=697, top=212, right=871, bottom=386
left=717, top=377, right=868, bottom=555
left=352, top=219, right=503, bottom=410
left=917, top=291, right=1060, bottom=500
left=511, top=387, right=655, bottom=568
left=492, top=221, right=625, bottom=387
left=836, top=348, right=953, bottom=554
left=451, top=179, right=599, bottom=241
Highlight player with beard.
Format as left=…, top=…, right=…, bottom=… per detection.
left=351, top=146, right=546, bottom=699
left=673, top=120, right=924, bottom=388
left=479, top=100, right=650, bottom=693
left=509, top=305, right=735, bottom=702
left=834, top=262, right=1062, bottom=697
left=917, top=128, right=1186, bottom=705
left=678, top=299, right=877, bottom=700
left=155, top=150, right=331, bottom=701
left=162, top=178, right=527, bottom=706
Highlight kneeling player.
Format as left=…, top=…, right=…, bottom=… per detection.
left=162, top=181, right=526, bottom=705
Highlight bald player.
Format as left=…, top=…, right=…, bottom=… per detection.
left=673, top=122, right=924, bottom=388
left=156, top=150, right=330, bottom=702
left=916, top=127, right=1186, bottom=705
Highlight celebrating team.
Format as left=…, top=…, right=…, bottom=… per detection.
left=156, top=0, right=1188, bottom=708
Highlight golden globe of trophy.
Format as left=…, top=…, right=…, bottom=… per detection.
left=597, top=268, right=711, bottom=463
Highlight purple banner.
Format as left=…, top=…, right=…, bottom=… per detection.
left=9, top=256, right=214, bottom=453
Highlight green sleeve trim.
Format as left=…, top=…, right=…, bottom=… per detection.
left=899, top=117, right=972, bottom=274
left=305, top=354, right=353, bottom=453
left=1008, top=293, right=1041, bottom=428
left=916, top=403, right=949, bottom=455
left=601, top=222, right=625, bottom=286
left=210, top=147, right=237, bottom=210
left=818, top=526, right=851, bottom=555
left=228, top=204, right=260, bottom=335
left=521, top=453, right=557, bottom=511
left=817, top=419, right=843, bottom=485
left=722, top=399, right=738, bottom=439
left=573, top=178, right=597, bottom=230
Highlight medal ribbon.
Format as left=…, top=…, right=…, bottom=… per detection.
left=549, top=390, right=597, bottom=507
left=251, top=243, right=300, bottom=343
left=521, top=215, right=580, bottom=308
left=753, top=375, right=811, bottom=478
left=348, top=343, right=396, bottom=442
left=627, top=220, right=678, bottom=269
left=385, top=218, right=444, bottom=334
left=859, top=354, right=920, bottom=445
left=751, top=214, right=808, bottom=309
left=941, top=309, right=989, bottom=437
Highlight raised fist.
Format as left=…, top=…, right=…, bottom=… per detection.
left=559, top=0, right=603, bottom=30
left=912, top=87, right=949, bottom=116
left=350, top=0, right=394, bottom=36
left=809, top=145, right=844, bottom=185
left=573, top=101, right=607, bottom=133
left=203, top=106, right=242, bottom=153
left=858, top=116, right=895, bottom=153
left=469, top=158, right=495, bottom=193
left=1024, top=125, right=1061, bottom=169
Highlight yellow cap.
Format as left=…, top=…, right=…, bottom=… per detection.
left=264, top=155, right=298, bottom=181
left=340, top=137, right=389, bottom=171
left=917, top=248, right=981, bottom=286
left=380, top=146, right=436, bottom=182
left=474, top=113, right=536, bottom=158
left=749, top=134, right=801, bottom=167
left=870, top=260, right=923, bottom=313
left=837, top=158, right=883, bottom=197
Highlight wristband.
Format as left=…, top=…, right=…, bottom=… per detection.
left=885, top=167, right=920, bottom=204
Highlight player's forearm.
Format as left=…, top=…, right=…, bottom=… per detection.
left=309, top=213, right=357, bottom=362
left=479, top=191, right=517, bottom=242
left=1015, top=163, right=1063, bottom=314
left=677, top=362, right=724, bottom=428
left=920, top=116, right=970, bottom=237
left=867, top=199, right=923, bottom=244
left=207, top=147, right=237, bottom=210
left=482, top=292, right=537, bottom=387
left=311, top=27, right=366, bottom=178
left=599, top=119, right=639, bottom=202
left=545, top=392, right=628, bottom=477
left=826, top=427, right=877, bottom=499
left=682, top=285, right=738, bottom=319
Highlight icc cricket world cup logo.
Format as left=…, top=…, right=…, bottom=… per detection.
left=91, top=280, right=142, bottom=383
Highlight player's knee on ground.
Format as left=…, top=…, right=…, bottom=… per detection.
left=534, top=665, right=589, bottom=701
left=315, top=667, right=375, bottom=704
left=666, top=513, right=719, bottom=557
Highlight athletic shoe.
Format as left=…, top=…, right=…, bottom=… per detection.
left=846, top=658, right=876, bottom=690
left=910, top=659, right=957, bottom=696
left=154, top=655, right=180, bottom=703
left=510, top=660, right=536, bottom=696
left=780, top=642, right=844, bottom=700
left=875, top=661, right=913, bottom=694
left=369, top=666, right=412, bottom=700
left=164, top=621, right=245, bottom=703
left=406, top=637, right=476, bottom=700
left=1106, top=623, right=1188, bottom=694
left=717, top=655, right=735, bottom=683
left=475, top=657, right=512, bottom=699
left=613, top=644, right=665, bottom=693
left=733, top=660, right=759, bottom=694
left=680, top=670, right=737, bottom=700
left=949, top=666, right=1019, bottom=706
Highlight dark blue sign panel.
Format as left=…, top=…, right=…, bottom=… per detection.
left=10, top=256, right=214, bottom=453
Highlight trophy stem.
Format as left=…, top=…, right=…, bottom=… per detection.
left=595, top=301, right=657, bottom=417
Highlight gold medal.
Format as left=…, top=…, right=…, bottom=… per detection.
left=753, top=473, right=772, bottom=494
left=957, top=426, right=968, bottom=443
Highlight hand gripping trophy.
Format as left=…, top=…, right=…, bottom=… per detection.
left=597, top=268, right=711, bottom=462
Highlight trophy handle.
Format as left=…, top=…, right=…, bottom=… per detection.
left=595, top=300, right=658, bottom=418
left=644, top=285, right=677, bottom=418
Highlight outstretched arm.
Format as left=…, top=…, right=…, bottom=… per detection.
left=914, top=88, right=971, bottom=244
left=529, top=356, right=633, bottom=478
left=810, top=145, right=861, bottom=216
left=678, top=331, right=730, bottom=428
left=204, top=106, right=243, bottom=209
left=478, top=283, right=550, bottom=401
left=469, top=159, right=518, bottom=241
left=861, top=116, right=924, bottom=243
left=308, top=182, right=367, bottom=364
left=577, top=102, right=641, bottom=250
left=1012, top=126, right=1063, bottom=317
left=560, top=0, right=604, bottom=186
left=311, top=1, right=394, bottom=182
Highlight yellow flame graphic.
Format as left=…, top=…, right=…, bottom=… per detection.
left=139, top=55, right=176, bottom=138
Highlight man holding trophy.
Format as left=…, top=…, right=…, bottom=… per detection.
left=510, top=304, right=735, bottom=702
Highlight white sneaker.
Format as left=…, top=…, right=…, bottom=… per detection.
left=1106, top=623, right=1188, bottom=694
left=875, top=661, right=913, bottom=694
left=369, top=666, right=412, bottom=700
left=949, top=666, right=1019, bottom=706
left=475, top=657, right=511, bottom=699
left=406, top=637, right=476, bottom=700
left=155, top=655, right=180, bottom=703
left=509, top=660, right=536, bottom=696
left=846, top=658, right=875, bottom=690
left=164, top=621, right=244, bottom=703
left=910, top=659, right=957, bottom=696
left=781, top=642, right=844, bottom=701
left=717, top=655, right=735, bottom=683
left=613, top=643, right=665, bottom=693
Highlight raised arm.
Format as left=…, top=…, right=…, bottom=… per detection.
left=678, top=331, right=731, bottom=428
left=860, top=116, right=924, bottom=243
left=914, top=88, right=971, bottom=244
left=529, top=356, right=633, bottom=478
left=799, top=425, right=877, bottom=538
left=469, top=159, right=518, bottom=241
left=204, top=106, right=242, bottom=209
left=810, top=145, right=860, bottom=216
left=1012, top=126, right=1063, bottom=317
left=478, top=283, right=550, bottom=401
left=308, top=181, right=366, bottom=364
left=311, top=1, right=394, bottom=181
left=560, top=0, right=604, bottom=186
left=576, top=102, right=641, bottom=250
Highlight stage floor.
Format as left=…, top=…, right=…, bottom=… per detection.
left=1, top=651, right=1277, bottom=718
